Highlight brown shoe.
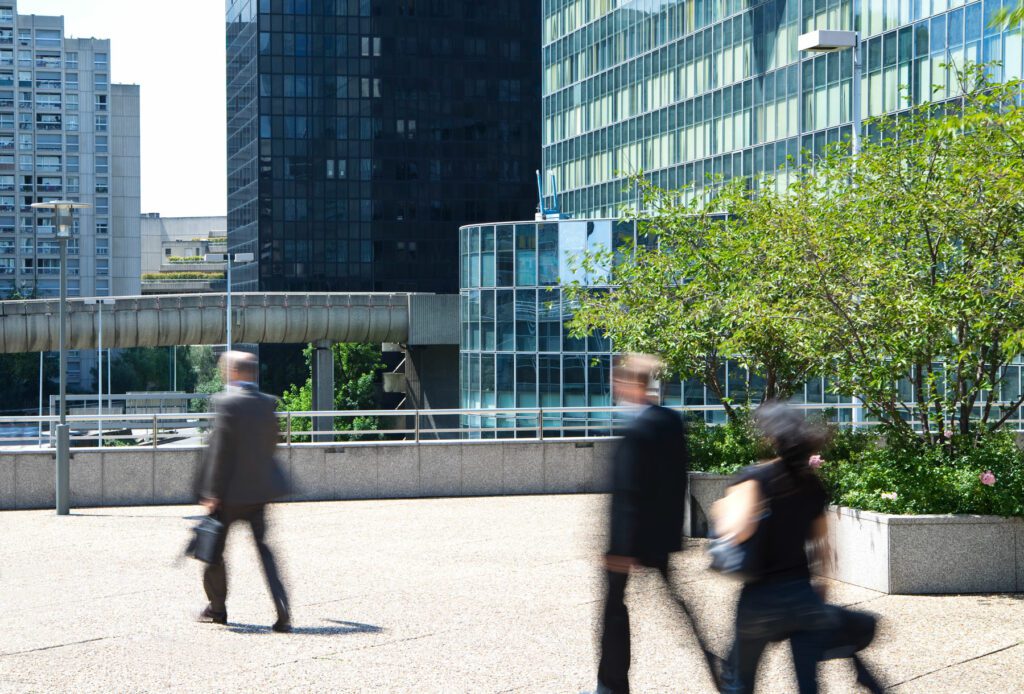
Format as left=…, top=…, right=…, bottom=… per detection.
left=197, top=606, right=227, bottom=625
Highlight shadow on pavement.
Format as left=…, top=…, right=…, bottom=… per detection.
left=226, top=619, right=384, bottom=636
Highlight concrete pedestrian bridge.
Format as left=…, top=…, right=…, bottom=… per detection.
left=0, top=292, right=458, bottom=353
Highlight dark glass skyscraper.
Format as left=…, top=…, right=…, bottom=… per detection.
left=226, top=0, right=541, bottom=294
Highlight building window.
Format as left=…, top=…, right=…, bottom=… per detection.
left=65, top=72, right=77, bottom=90
left=65, top=114, right=78, bottom=131
left=94, top=73, right=107, bottom=91
left=95, top=176, right=107, bottom=193
left=0, top=8, right=12, bottom=24
left=95, top=197, right=108, bottom=215
left=94, top=94, right=107, bottom=111
left=66, top=175, right=78, bottom=193
left=17, top=30, right=29, bottom=47
left=94, top=115, right=108, bottom=132
left=95, top=156, right=108, bottom=174
left=96, top=239, right=108, bottom=256
left=17, top=154, right=29, bottom=171
left=95, top=135, right=107, bottom=153
left=66, top=93, right=77, bottom=111
left=35, top=30, right=61, bottom=48
left=95, top=258, right=108, bottom=276
left=66, top=155, right=78, bottom=173
left=95, top=220, right=108, bottom=235
left=35, top=113, right=61, bottom=130
left=94, top=52, right=107, bottom=68
left=35, top=155, right=60, bottom=172
left=64, top=51, right=77, bottom=68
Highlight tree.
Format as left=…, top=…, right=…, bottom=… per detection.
left=566, top=176, right=815, bottom=421
left=570, top=64, right=1024, bottom=451
left=761, top=66, right=1024, bottom=448
left=280, top=343, right=384, bottom=438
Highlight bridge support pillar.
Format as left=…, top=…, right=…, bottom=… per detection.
left=311, top=340, right=334, bottom=442
left=403, top=345, right=459, bottom=439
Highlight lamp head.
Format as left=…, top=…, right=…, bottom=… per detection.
left=798, top=29, right=858, bottom=52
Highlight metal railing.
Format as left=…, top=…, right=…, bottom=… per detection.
left=1, top=402, right=1020, bottom=450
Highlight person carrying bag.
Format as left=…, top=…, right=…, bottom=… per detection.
left=708, top=403, right=883, bottom=694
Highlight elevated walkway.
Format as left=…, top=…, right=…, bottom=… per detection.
left=0, top=292, right=458, bottom=352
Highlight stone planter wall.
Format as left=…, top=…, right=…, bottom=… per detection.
left=684, top=471, right=1024, bottom=594
left=819, top=506, right=1024, bottom=594
left=0, top=439, right=616, bottom=510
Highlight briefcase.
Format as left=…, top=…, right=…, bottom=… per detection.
left=185, top=515, right=225, bottom=564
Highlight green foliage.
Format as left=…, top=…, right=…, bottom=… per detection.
left=819, top=430, right=1024, bottom=517
left=279, top=343, right=384, bottom=441
left=167, top=256, right=205, bottom=263
left=688, top=417, right=1023, bottom=517
left=572, top=64, right=1024, bottom=448
left=686, top=410, right=774, bottom=474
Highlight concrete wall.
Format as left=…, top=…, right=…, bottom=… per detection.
left=0, top=439, right=615, bottom=510
left=819, top=507, right=1024, bottom=594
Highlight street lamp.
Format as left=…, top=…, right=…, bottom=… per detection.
left=205, top=251, right=254, bottom=350
left=798, top=28, right=862, bottom=155
left=31, top=199, right=90, bottom=515
left=83, top=297, right=114, bottom=445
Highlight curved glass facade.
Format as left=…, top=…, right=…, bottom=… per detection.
left=459, top=219, right=630, bottom=436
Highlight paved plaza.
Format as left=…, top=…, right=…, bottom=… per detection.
left=2, top=494, right=1023, bottom=693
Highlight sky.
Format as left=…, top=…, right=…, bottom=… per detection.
left=19, top=0, right=227, bottom=217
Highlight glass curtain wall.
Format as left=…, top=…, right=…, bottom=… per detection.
left=542, top=0, right=1024, bottom=218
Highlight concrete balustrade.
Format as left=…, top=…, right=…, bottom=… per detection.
left=0, top=439, right=616, bottom=510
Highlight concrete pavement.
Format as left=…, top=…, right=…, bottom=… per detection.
left=2, top=495, right=1022, bottom=692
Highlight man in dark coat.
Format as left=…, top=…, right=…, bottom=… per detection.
left=196, top=351, right=291, bottom=632
left=597, top=354, right=689, bottom=694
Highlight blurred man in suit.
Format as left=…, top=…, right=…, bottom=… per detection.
left=196, top=351, right=291, bottom=632
left=596, top=354, right=689, bottom=694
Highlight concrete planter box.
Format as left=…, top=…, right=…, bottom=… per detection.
left=819, top=506, right=1024, bottom=594
left=684, top=471, right=733, bottom=538
left=685, top=471, right=1024, bottom=594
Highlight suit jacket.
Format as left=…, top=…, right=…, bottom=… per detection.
left=198, top=383, right=288, bottom=505
left=607, top=404, right=689, bottom=566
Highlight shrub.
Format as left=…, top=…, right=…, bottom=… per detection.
left=686, top=415, right=1023, bottom=517
left=686, top=410, right=773, bottom=474
left=819, top=430, right=1024, bottom=517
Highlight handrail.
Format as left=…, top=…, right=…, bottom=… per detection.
left=1, top=401, right=1021, bottom=450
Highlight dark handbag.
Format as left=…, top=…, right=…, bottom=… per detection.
left=707, top=507, right=769, bottom=581
left=185, top=515, right=224, bottom=564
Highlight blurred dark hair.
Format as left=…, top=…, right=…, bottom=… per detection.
left=754, top=402, right=827, bottom=464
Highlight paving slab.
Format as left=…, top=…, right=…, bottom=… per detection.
left=1, top=495, right=1022, bottom=692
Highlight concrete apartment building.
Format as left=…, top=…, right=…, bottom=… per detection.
left=0, top=2, right=141, bottom=390
left=140, top=213, right=227, bottom=294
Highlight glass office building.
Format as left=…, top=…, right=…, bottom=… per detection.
left=226, top=0, right=542, bottom=294
left=542, top=0, right=1024, bottom=218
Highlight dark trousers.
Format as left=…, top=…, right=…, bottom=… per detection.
left=597, top=562, right=673, bottom=694
left=203, top=503, right=289, bottom=620
left=722, top=579, right=835, bottom=694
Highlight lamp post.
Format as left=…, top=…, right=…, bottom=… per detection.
left=798, top=28, right=862, bottom=155
left=83, top=297, right=114, bottom=445
left=799, top=27, right=864, bottom=427
left=206, top=251, right=254, bottom=350
left=31, top=199, right=89, bottom=515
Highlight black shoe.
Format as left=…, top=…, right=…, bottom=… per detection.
left=272, top=616, right=292, bottom=633
left=197, top=606, right=227, bottom=625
